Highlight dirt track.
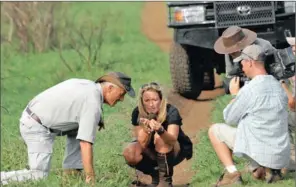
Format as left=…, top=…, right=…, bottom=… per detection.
left=141, top=2, right=225, bottom=186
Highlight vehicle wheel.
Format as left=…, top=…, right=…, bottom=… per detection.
left=169, top=43, right=204, bottom=99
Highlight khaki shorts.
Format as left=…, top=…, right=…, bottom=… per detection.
left=211, top=123, right=236, bottom=150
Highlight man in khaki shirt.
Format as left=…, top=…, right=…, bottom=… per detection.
left=1, top=72, right=135, bottom=185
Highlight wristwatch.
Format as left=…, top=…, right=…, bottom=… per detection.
left=156, top=126, right=165, bottom=135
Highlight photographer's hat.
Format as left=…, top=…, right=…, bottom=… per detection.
left=214, top=26, right=257, bottom=54
left=233, top=44, right=266, bottom=63
left=95, top=72, right=135, bottom=98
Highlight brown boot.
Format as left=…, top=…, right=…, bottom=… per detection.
left=265, top=168, right=283, bottom=183
left=150, top=171, right=159, bottom=186
left=252, top=167, right=266, bottom=180
left=156, top=151, right=174, bottom=187
left=215, top=171, right=243, bottom=187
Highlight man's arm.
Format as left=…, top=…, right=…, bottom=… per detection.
left=223, top=77, right=252, bottom=125
left=80, top=140, right=95, bottom=183
left=77, top=94, right=101, bottom=184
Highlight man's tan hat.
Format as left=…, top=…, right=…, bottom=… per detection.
left=214, top=26, right=257, bottom=54
left=95, top=71, right=135, bottom=97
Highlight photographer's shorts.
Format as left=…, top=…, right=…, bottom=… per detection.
left=211, top=123, right=261, bottom=171
left=211, top=123, right=236, bottom=150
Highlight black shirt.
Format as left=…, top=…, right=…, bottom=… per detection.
left=131, top=104, right=189, bottom=149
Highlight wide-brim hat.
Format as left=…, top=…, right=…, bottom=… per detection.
left=214, top=26, right=257, bottom=54
left=96, top=72, right=135, bottom=98
left=286, top=37, right=295, bottom=46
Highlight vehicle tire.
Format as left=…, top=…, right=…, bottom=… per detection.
left=202, top=64, right=215, bottom=90
left=169, top=43, right=204, bottom=99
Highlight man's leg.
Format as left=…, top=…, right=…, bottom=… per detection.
left=1, top=116, right=55, bottom=185
left=62, top=134, right=83, bottom=175
left=208, top=123, right=243, bottom=186
left=208, top=123, right=237, bottom=171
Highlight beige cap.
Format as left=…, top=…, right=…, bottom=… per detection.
left=233, top=44, right=266, bottom=63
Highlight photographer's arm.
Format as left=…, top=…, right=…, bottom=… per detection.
left=224, top=78, right=252, bottom=126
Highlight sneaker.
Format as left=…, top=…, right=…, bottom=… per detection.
left=214, top=171, right=243, bottom=187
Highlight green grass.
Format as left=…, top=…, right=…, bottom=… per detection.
left=1, top=2, right=171, bottom=187
left=2, top=2, right=294, bottom=187
left=190, top=95, right=295, bottom=187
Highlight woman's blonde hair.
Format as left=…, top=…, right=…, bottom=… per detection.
left=137, top=82, right=167, bottom=124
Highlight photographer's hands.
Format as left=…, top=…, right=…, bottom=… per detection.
left=229, top=76, right=240, bottom=96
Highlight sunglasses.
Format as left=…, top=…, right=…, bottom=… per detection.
left=141, top=82, right=160, bottom=89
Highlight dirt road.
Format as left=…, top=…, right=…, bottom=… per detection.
left=140, top=2, right=225, bottom=186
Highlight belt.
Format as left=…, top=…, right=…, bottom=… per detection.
left=26, top=107, right=42, bottom=124
left=25, top=107, right=78, bottom=136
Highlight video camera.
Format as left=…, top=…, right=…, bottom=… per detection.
left=223, top=46, right=295, bottom=94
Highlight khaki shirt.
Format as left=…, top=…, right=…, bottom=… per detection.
left=27, top=79, right=103, bottom=143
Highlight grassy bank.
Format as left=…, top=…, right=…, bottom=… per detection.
left=1, top=2, right=171, bottom=187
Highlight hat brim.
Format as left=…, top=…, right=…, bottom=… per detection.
left=286, top=37, right=295, bottom=46
left=97, top=75, right=135, bottom=98
left=233, top=56, right=243, bottom=63
left=214, top=29, right=257, bottom=55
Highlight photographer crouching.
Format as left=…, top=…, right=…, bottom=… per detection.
left=208, top=43, right=290, bottom=186
left=220, top=26, right=277, bottom=93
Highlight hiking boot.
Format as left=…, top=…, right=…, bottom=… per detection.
left=158, top=171, right=173, bottom=187
left=265, top=168, right=283, bottom=184
left=215, top=171, right=243, bottom=187
left=252, top=167, right=266, bottom=180
left=151, top=172, right=159, bottom=186
left=131, top=180, right=148, bottom=187
left=131, top=170, right=159, bottom=187
left=156, top=151, right=174, bottom=187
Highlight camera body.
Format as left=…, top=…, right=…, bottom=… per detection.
left=224, top=46, right=295, bottom=94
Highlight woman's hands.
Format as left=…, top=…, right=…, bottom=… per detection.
left=148, top=119, right=162, bottom=131
left=139, top=118, right=154, bottom=134
left=139, top=118, right=163, bottom=133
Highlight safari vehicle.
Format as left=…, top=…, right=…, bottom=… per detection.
left=167, top=1, right=295, bottom=99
